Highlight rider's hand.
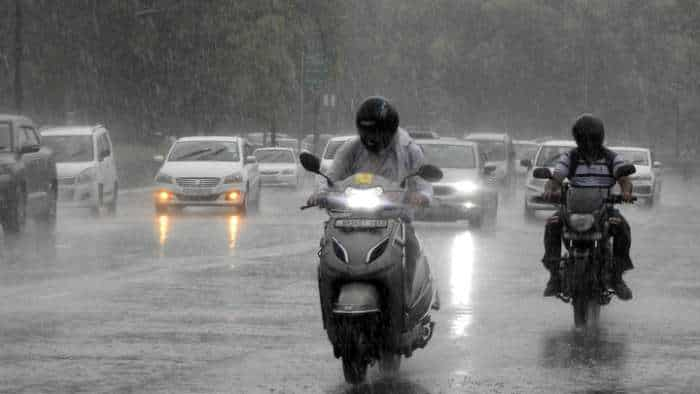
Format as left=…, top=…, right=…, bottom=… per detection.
left=622, top=191, right=634, bottom=203
left=407, top=192, right=430, bottom=207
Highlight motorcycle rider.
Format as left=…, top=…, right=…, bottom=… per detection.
left=308, top=96, right=435, bottom=299
left=542, top=114, right=634, bottom=300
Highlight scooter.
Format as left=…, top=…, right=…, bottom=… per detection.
left=299, top=152, right=442, bottom=384
left=532, top=163, right=636, bottom=328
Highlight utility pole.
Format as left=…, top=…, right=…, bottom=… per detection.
left=14, top=0, right=23, bottom=112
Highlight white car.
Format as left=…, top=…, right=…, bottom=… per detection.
left=610, top=146, right=663, bottom=206
left=513, top=140, right=539, bottom=177
left=415, top=138, right=498, bottom=228
left=254, top=147, right=301, bottom=188
left=464, top=132, right=516, bottom=190
left=153, top=136, right=261, bottom=214
left=41, top=125, right=119, bottom=215
left=522, top=139, right=576, bottom=219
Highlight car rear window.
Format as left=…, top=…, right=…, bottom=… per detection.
left=43, top=135, right=95, bottom=162
left=254, top=149, right=295, bottom=163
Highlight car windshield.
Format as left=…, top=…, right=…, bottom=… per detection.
left=470, top=140, right=506, bottom=161
left=419, top=144, right=476, bottom=169
left=514, top=143, right=537, bottom=160
left=618, top=150, right=649, bottom=166
left=536, top=146, right=573, bottom=167
left=323, top=140, right=348, bottom=159
left=255, top=149, right=295, bottom=163
left=168, top=141, right=240, bottom=162
left=0, top=123, right=11, bottom=151
left=42, top=135, right=94, bottom=162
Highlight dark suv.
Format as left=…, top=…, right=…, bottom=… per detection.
left=0, top=115, right=57, bottom=235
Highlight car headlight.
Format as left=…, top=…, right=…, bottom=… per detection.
left=453, top=180, right=479, bottom=193
left=344, top=186, right=384, bottom=210
left=77, top=167, right=96, bottom=184
left=281, top=169, right=295, bottom=175
left=224, top=173, right=243, bottom=184
left=155, top=173, right=174, bottom=184
left=568, top=213, right=595, bottom=232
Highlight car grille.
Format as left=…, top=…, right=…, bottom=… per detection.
left=59, top=177, right=76, bottom=185
left=260, top=170, right=279, bottom=175
left=433, top=185, right=456, bottom=196
left=634, top=185, right=652, bottom=194
left=176, top=177, right=220, bottom=188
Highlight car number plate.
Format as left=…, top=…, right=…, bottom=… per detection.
left=334, top=218, right=388, bottom=229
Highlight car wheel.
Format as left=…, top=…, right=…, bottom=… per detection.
left=524, top=200, right=536, bottom=223
left=106, top=183, right=118, bottom=216
left=3, top=185, right=27, bottom=235
left=239, top=185, right=250, bottom=215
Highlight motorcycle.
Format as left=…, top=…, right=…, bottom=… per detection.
left=532, top=164, right=636, bottom=328
left=299, top=152, right=442, bottom=384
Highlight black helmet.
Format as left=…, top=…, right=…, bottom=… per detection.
left=355, top=96, right=399, bottom=153
left=572, top=114, right=605, bottom=161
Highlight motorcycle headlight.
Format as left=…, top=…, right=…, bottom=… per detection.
left=224, top=173, right=243, bottom=184
left=77, top=167, right=96, bottom=184
left=453, top=180, right=479, bottom=193
left=155, top=173, right=174, bottom=184
left=568, top=213, right=595, bottom=232
left=344, top=186, right=384, bottom=210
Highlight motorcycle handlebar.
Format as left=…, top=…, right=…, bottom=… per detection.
left=533, top=193, right=637, bottom=205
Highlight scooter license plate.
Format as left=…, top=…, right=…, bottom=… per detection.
left=334, top=218, right=388, bottom=229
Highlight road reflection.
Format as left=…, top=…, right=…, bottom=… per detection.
left=449, top=231, right=475, bottom=337
left=540, top=328, right=628, bottom=370
left=154, top=212, right=243, bottom=257
left=228, top=215, right=240, bottom=250
left=332, top=377, right=432, bottom=394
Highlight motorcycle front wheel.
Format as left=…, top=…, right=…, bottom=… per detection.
left=573, top=296, right=600, bottom=328
left=342, top=356, right=369, bottom=384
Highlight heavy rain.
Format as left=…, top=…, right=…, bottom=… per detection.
left=1, top=1, right=699, bottom=393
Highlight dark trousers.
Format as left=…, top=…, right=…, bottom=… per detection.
left=543, top=209, right=633, bottom=273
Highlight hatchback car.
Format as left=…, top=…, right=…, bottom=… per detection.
left=153, top=136, right=260, bottom=214
left=464, top=132, right=516, bottom=191
left=415, top=137, right=498, bottom=228
left=41, top=125, right=119, bottom=216
left=254, top=147, right=301, bottom=188
left=522, top=139, right=576, bottom=219
left=610, top=146, right=662, bottom=206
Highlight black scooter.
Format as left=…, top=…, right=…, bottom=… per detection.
left=299, top=152, right=442, bottom=384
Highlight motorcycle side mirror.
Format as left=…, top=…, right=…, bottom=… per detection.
left=299, top=151, right=334, bottom=187
left=614, top=163, right=636, bottom=178
left=532, top=167, right=552, bottom=179
left=416, top=164, right=443, bottom=182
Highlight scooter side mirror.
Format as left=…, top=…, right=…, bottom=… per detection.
left=614, top=163, right=636, bottom=178
left=532, top=167, right=552, bottom=179
left=299, top=152, right=321, bottom=173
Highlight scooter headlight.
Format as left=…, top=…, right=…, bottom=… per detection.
left=344, top=187, right=384, bottom=210
left=568, top=214, right=595, bottom=232
left=453, top=180, right=479, bottom=193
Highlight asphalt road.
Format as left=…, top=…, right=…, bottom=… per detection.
left=1, top=174, right=699, bottom=393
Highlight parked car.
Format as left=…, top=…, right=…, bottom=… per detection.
left=522, top=139, right=576, bottom=219
left=274, top=137, right=300, bottom=153
left=153, top=136, right=261, bottom=214
left=254, top=147, right=302, bottom=188
left=41, top=125, right=119, bottom=216
left=415, top=137, right=498, bottom=228
left=610, top=146, right=663, bottom=206
left=513, top=140, right=539, bottom=177
left=464, top=132, right=516, bottom=192
left=0, top=114, right=57, bottom=234
left=301, top=134, right=333, bottom=156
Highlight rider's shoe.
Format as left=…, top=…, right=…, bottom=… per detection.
left=543, top=273, right=561, bottom=297
left=612, top=277, right=633, bottom=300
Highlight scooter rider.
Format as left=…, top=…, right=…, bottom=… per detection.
left=542, top=114, right=634, bottom=300
left=308, top=96, right=434, bottom=296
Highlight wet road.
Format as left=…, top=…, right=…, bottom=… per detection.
left=1, top=174, right=699, bottom=393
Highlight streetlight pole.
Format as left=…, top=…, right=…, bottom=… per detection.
left=14, top=0, right=23, bottom=112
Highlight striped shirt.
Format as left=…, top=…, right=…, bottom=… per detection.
left=554, top=149, right=625, bottom=188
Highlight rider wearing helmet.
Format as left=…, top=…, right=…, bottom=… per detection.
left=308, top=96, right=436, bottom=305
left=542, top=114, right=634, bottom=300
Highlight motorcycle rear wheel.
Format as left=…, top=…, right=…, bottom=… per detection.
left=342, top=356, right=368, bottom=384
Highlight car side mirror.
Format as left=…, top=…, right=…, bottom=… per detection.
left=653, top=161, right=663, bottom=169
left=532, top=167, right=553, bottom=179
left=520, top=159, right=532, bottom=168
left=245, top=155, right=257, bottom=165
left=153, top=154, right=165, bottom=163
left=99, top=149, right=111, bottom=161
left=614, top=163, right=636, bottom=178
left=20, top=144, right=40, bottom=154
left=483, top=164, right=497, bottom=175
